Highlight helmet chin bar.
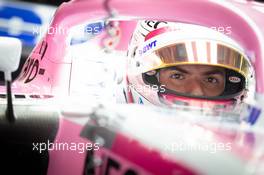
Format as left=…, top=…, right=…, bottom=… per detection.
left=158, top=92, right=238, bottom=111
left=159, top=89, right=243, bottom=102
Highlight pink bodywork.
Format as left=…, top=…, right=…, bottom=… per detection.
left=48, top=114, right=264, bottom=175
left=48, top=118, right=200, bottom=175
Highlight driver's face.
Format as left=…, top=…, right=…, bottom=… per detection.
left=159, top=65, right=225, bottom=97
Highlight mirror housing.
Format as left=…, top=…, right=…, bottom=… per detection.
left=0, top=37, right=22, bottom=81
left=0, top=37, right=22, bottom=122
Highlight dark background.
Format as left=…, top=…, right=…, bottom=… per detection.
left=18, top=0, right=70, bottom=6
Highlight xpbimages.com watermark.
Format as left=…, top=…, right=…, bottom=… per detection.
left=32, top=24, right=103, bottom=36
left=31, top=24, right=232, bottom=37
left=32, top=140, right=100, bottom=154
left=126, top=84, right=166, bottom=95
left=164, top=141, right=232, bottom=154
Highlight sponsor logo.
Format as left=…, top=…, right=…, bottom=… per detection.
left=138, top=40, right=157, bottom=56
left=229, top=76, right=241, bottom=83
left=0, top=4, right=43, bottom=45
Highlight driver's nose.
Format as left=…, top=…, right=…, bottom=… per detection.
left=187, top=80, right=205, bottom=96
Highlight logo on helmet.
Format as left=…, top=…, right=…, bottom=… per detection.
left=229, top=76, right=241, bottom=83
left=139, top=40, right=157, bottom=56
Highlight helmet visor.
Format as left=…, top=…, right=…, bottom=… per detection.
left=136, top=40, right=252, bottom=79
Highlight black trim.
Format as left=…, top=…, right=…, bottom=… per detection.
left=14, top=94, right=26, bottom=99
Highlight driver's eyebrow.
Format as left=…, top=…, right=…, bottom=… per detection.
left=203, top=69, right=225, bottom=76
left=167, top=67, right=189, bottom=74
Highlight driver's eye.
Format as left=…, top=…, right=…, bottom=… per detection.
left=170, top=73, right=184, bottom=80
left=204, top=77, right=218, bottom=84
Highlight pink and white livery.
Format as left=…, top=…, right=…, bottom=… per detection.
left=1, top=0, right=264, bottom=175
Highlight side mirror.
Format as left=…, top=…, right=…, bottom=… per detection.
left=0, top=37, right=22, bottom=81
left=0, top=37, right=22, bottom=122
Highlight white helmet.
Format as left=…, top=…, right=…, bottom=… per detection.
left=126, top=20, right=253, bottom=109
